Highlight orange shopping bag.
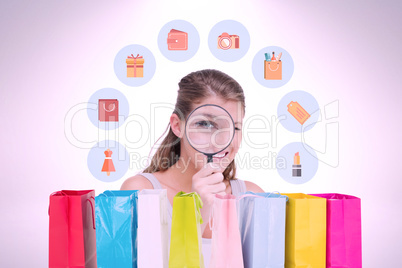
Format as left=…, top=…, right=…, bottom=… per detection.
left=264, top=60, right=282, bottom=80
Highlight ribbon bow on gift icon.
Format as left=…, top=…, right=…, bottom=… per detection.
left=127, top=54, right=143, bottom=60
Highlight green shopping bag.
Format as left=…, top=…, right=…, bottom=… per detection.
left=169, top=192, right=204, bottom=268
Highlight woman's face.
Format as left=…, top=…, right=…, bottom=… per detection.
left=179, top=97, right=244, bottom=173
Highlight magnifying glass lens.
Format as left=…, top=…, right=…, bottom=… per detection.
left=185, top=105, right=235, bottom=162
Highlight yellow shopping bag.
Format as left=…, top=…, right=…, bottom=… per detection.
left=169, top=192, right=205, bottom=268
left=283, top=193, right=326, bottom=268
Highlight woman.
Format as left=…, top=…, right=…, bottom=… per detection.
left=121, top=69, right=264, bottom=264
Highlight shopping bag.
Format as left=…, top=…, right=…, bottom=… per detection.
left=209, top=194, right=244, bottom=268
left=283, top=193, right=326, bottom=268
left=95, top=190, right=138, bottom=268
left=98, top=99, right=119, bottom=122
left=310, top=194, right=362, bottom=268
left=169, top=192, right=204, bottom=268
left=138, top=189, right=169, bottom=268
left=238, top=192, right=287, bottom=268
left=49, top=190, right=97, bottom=268
left=264, top=60, right=282, bottom=80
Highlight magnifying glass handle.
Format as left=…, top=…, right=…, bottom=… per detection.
left=206, top=154, right=213, bottom=163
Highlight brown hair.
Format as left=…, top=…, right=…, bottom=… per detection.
left=143, top=69, right=245, bottom=180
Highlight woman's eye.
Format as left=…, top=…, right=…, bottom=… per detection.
left=195, top=120, right=215, bottom=128
left=235, top=127, right=241, bottom=131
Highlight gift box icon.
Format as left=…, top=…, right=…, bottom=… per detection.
left=126, top=54, right=144, bottom=77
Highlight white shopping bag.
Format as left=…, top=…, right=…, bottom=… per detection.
left=138, top=189, right=169, bottom=268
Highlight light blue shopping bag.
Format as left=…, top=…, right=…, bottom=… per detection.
left=95, top=190, right=138, bottom=268
left=238, top=192, right=287, bottom=268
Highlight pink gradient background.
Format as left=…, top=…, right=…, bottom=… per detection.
left=1, top=0, right=401, bottom=266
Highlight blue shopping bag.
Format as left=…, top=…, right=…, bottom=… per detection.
left=238, top=192, right=287, bottom=268
left=95, top=190, right=138, bottom=268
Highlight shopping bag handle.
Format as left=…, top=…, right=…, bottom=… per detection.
left=237, top=191, right=289, bottom=201
left=209, top=194, right=236, bottom=231
left=209, top=203, right=215, bottom=231
left=268, top=62, right=280, bottom=72
left=48, top=192, right=96, bottom=230
left=208, top=193, right=258, bottom=228
left=87, top=196, right=96, bottom=230
left=176, top=192, right=203, bottom=224
left=160, top=192, right=168, bottom=225
left=103, top=103, right=115, bottom=112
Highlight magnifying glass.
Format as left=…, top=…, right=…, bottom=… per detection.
left=184, top=104, right=235, bottom=163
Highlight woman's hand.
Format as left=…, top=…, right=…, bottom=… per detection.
left=191, top=162, right=226, bottom=206
left=191, top=162, right=226, bottom=233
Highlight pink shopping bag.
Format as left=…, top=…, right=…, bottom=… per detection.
left=310, top=193, right=362, bottom=268
left=49, top=190, right=97, bottom=268
left=209, top=194, right=244, bottom=268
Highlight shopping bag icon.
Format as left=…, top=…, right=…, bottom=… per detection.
left=98, top=99, right=118, bottom=122
left=264, top=61, right=282, bottom=80
left=167, top=29, right=188, bottom=50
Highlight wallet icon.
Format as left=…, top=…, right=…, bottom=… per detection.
left=167, top=29, right=188, bottom=50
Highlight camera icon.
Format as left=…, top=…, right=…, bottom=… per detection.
left=217, top=32, right=240, bottom=50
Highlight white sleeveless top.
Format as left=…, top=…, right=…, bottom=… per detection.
left=137, top=173, right=247, bottom=268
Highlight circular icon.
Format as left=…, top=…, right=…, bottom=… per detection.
left=87, top=88, right=129, bottom=130
left=217, top=33, right=234, bottom=50
left=158, top=20, right=200, bottom=62
left=252, top=46, right=294, bottom=88
left=277, top=142, right=319, bottom=184
left=208, top=20, right=250, bottom=62
left=87, top=140, right=130, bottom=182
left=277, top=90, right=319, bottom=133
left=114, top=44, right=156, bottom=87
left=185, top=104, right=235, bottom=163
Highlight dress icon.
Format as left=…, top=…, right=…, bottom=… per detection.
left=101, top=149, right=116, bottom=176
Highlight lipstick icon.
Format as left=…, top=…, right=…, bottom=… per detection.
left=292, top=152, right=302, bottom=177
